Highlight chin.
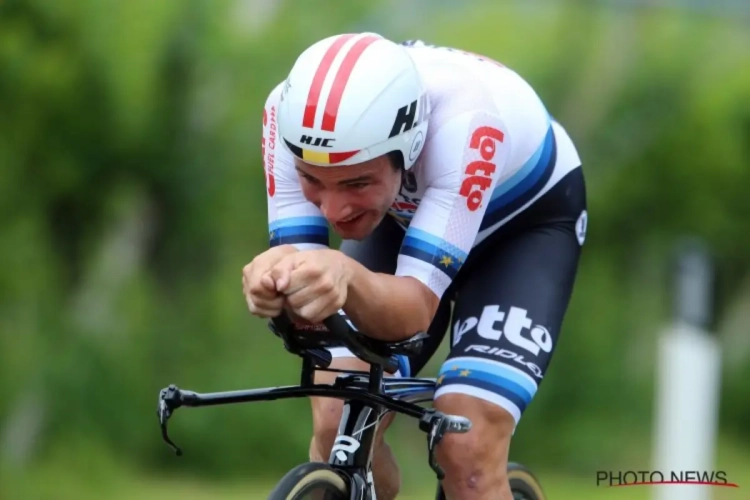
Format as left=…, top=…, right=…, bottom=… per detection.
left=334, top=212, right=383, bottom=241
left=337, top=225, right=371, bottom=241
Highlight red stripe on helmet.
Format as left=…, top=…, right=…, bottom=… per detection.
left=302, top=34, right=355, bottom=129
left=321, top=35, right=380, bottom=132
left=328, top=150, right=360, bottom=164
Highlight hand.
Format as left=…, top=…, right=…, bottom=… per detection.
left=268, top=249, right=352, bottom=324
left=242, top=245, right=299, bottom=318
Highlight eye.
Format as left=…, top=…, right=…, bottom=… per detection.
left=300, top=173, right=320, bottom=185
left=348, top=182, right=369, bottom=189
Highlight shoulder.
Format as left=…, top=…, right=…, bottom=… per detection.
left=418, top=68, right=550, bottom=180
left=264, top=79, right=287, bottom=106
left=263, top=80, right=287, bottom=141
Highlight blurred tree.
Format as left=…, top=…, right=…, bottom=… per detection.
left=0, top=0, right=748, bottom=481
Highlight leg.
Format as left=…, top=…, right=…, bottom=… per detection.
left=307, top=216, right=451, bottom=499
left=435, top=394, right=515, bottom=499
left=309, top=357, right=401, bottom=500
left=308, top=298, right=450, bottom=500
left=434, top=169, right=586, bottom=499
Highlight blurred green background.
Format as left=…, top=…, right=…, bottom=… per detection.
left=1, top=0, right=749, bottom=498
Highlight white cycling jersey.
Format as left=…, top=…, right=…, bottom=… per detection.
left=262, top=40, right=582, bottom=301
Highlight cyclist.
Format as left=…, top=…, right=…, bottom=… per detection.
left=244, top=33, right=586, bottom=500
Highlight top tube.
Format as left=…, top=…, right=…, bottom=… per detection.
left=383, top=377, right=436, bottom=405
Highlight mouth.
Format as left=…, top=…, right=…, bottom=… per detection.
left=335, top=212, right=366, bottom=230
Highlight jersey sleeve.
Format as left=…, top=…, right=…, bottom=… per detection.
left=395, top=110, right=511, bottom=299
left=263, top=83, right=329, bottom=250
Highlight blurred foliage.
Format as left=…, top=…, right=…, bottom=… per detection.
left=1, top=0, right=749, bottom=486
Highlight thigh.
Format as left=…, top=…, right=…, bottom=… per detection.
left=435, top=168, right=586, bottom=426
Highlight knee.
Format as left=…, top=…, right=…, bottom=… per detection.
left=434, top=394, right=515, bottom=494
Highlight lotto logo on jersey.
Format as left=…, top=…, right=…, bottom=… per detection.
left=460, top=125, right=505, bottom=211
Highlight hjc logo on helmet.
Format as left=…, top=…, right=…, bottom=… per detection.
left=300, top=135, right=335, bottom=147
left=460, top=126, right=505, bottom=211
left=389, top=94, right=428, bottom=139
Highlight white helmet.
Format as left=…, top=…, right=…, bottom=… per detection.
left=277, top=32, right=430, bottom=170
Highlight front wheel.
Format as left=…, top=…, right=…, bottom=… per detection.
left=507, top=462, right=546, bottom=500
left=268, top=462, right=350, bottom=500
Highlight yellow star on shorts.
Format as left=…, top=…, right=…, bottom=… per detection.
left=439, top=255, right=453, bottom=267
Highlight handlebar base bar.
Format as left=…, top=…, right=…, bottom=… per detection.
left=156, top=312, right=471, bottom=479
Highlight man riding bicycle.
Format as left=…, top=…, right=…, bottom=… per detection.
left=243, top=33, right=586, bottom=500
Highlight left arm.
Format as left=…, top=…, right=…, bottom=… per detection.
left=342, top=257, right=439, bottom=341
left=345, top=109, right=511, bottom=341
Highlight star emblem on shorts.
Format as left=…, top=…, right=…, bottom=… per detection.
left=459, top=369, right=471, bottom=377
left=439, top=255, right=453, bottom=267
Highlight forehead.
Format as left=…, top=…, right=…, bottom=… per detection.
left=294, top=157, right=389, bottom=181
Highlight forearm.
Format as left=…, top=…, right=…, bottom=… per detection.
left=342, top=256, right=437, bottom=341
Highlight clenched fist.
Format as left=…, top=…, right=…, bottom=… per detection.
left=266, top=249, right=353, bottom=324
left=242, top=244, right=299, bottom=318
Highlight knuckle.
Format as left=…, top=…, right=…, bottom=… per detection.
left=307, top=265, right=323, bottom=279
left=318, top=276, right=334, bottom=293
left=287, top=295, right=302, bottom=310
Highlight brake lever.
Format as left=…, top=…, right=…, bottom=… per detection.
left=419, top=410, right=472, bottom=480
left=157, top=385, right=184, bottom=456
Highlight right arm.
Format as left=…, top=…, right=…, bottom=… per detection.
left=252, top=83, right=330, bottom=322
left=263, top=82, right=329, bottom=250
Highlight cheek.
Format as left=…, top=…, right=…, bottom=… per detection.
left=360, top=186, right=393, bottom=209
left=341, top=191, right=369, bottom=208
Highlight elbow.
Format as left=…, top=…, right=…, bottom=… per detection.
left=414, top=302, right=435, bottom=336
left=403, top=277, right=440, bottom=338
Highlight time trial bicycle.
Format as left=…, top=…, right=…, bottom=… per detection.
left=156, top=312, right=547, bottom=499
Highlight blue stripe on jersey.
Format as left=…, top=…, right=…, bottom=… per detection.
left=438, top=375, right=530, bottom=413
left=437, top=362, right=536, bottom=413
left=399, top=228, right=467, bottom=280
left=441, top=358, right=538, bottom=396
left=405, top=228, right=469, bottom=262
left=479, top=124, right=557, bottom=231
left=269, top=216, right=329, bottom=247
left=269, top=216, right=329, bottom=231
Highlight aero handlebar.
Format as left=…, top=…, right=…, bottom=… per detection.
left=268, top=311, right=428, bottom=375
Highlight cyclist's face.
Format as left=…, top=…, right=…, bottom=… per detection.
left=295, top=155, right=401, bottom=240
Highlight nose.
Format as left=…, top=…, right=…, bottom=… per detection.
left=319, top=191, right=354, bottom=222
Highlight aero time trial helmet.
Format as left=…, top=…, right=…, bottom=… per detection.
left=277, top=33, right=430, bottom=170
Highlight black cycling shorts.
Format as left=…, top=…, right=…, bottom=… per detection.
left=335, top=167, right=587, bottom=424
